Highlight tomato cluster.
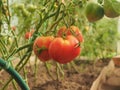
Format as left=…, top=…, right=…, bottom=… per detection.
left=33, top=26, right=83, bottom=64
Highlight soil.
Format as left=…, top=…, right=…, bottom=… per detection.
left=0, top=58, right=110, bottom=90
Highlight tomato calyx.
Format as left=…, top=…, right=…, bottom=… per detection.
left=35, top=45, right=47, bottom=54
left=74, top=42, right=81, bottom=48
left=33, top=36, right=54, bottom=62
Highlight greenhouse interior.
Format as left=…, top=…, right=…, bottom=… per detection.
left=0, top=0, right=120, bottom=90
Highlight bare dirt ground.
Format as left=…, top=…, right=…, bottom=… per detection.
left=0, top=58, right=110, bottom=90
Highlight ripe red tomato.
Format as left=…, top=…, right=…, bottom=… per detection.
left=33, top=36, right=54, bottom=62
left=57, top=26, right=84, bottom=43
left=67, top=26, right=84, bottom=42
left=25, top=32, right=32, bottom=39
left=57, top=26, right=67, bottom=37
left=49, top=35, right=81, bottom=64
left=25, top=29, right=34, bottom=39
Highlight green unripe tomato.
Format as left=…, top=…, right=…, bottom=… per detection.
left=85, top=2, right=104, bottom=22
left=104, top=0, right=120, bottom=18
left=16, top=4, right=25, bottom=10
left=27, top=4, right=37, bottom=12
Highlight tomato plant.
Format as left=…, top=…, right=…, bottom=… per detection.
left=0, top=0, right=119, bottom=89
left=49, top=35, right=81, bottom=64
left=33, top=36, right=54, bottom=62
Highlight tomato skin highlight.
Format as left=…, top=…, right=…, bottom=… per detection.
left=33, top=36, right=54, bottom=62
left=57, top=26, right=84, bottom=43
left=49, top=35, right=81, bottom=64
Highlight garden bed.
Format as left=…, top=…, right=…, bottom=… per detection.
left=0, top=58, right=109, bottom=90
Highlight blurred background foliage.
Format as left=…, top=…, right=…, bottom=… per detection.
left=81, top=18, right=118, bottom=59
left=1, top=0, right=119, bottom=60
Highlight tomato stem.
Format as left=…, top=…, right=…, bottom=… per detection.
left=56, top=63, right=64, bottom=80
left=70, top=61, right=79, bottom=73
left=45, top=62, right=55, bottom=80
left=12, top=80, right=18, bottom=90
left=34, top=56, right=38, bottom=82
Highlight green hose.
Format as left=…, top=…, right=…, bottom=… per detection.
left=0, top=58, right=30, bottom=90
